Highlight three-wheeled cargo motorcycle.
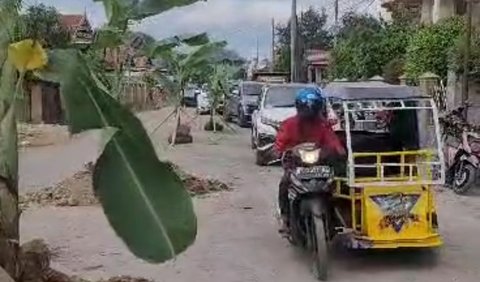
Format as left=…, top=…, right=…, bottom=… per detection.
left=280, top=82, right=445, bottom=280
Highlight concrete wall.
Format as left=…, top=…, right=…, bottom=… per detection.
left=432, top=0, right=455, bottom=23
left=421, top=0, right=433, bottom=24
left=30, top=83, right=43, bottom=124
left=418, top=0, right=480, bottom=24
left=446, top=71, right=480, bottom=124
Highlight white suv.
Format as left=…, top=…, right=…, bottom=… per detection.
left=251, top=83, right=320, bottom=165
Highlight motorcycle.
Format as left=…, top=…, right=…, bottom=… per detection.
left=447, top=128, right=480, bottom=194
left=282, top=142, right=335, bottom=280
left=256, top=142, right=342, bottom=280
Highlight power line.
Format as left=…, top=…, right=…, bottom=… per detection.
left=361, top=0, right=377, bottom=14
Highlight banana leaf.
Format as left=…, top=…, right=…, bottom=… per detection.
left=150, top=33, right=210, bottom=58
left=95, top=0, right=205, bottom=29
left=38, top=49, right=196, bottom=263
left=93, top=27, right=124, bottom=49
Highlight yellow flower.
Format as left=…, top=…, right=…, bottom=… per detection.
left=8, top=39, right=47, bottom=71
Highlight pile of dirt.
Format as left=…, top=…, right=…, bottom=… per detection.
left=20, top=163, right=97, bottom=209
left=20, top=162, right=230, bottom=209
left=95, top=277, right=152, bottom=282
left=71, top=276, right=151, bottom=282
left=18, top=124, right=70, bottom=147
left=17, top=239, right=151, bottom=282
left=166, top=161, right=231, bottom=196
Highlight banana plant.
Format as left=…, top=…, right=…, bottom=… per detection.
left=205, top=63, right=238, bottom=132
left=0, top=0, right=208, bottom=280
left=151, top=36, right=226, bottom=144
left=95, top=0, right=206, bottom=31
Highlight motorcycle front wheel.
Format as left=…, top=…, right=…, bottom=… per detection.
left=453, top=162, right=476, bottom=194
left=311, top=216, right=328, bottom=281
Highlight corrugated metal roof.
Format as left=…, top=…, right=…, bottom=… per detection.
left=324, top=81, right=426, bottom=100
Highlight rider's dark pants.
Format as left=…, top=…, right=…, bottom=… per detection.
left=279, top=173, right=290, bottom=219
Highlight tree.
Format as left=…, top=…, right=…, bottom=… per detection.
left=274, top=6, right=332, bottom=72
left=190, top=48, right=245, bottom=85
left=22, top=4, right=70, bottom=48
left=151, top=36, right=226, bottom=144
left=405, top=16, right=465, bottom=80
left=204, top=63, right=237, bottom=132
left=330, top=12, right=414, bottom=81
left=1, top=0, right=207, bottom=280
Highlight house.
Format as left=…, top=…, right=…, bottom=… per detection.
left=305, top=49, right=330, bottom=84
left=22, top=13, right=93, bottom=124
left=381, top=0, right=480, bottom=25
left=59, top=13, right=93, bottom=47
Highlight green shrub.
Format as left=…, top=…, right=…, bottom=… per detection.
left=405, top=16, right=465, bottom=79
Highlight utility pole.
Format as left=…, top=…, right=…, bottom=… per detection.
left=334, top=0, right=339, bottom=46
left=290, top=0, right=298, bottom=82
left=271, top=18, right=275, bottom=71
left=462, top=0, right=473, bottom=120
left=256, top=36, right=259, bottom=68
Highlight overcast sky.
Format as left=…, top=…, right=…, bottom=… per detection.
left=33, top=0, right=383, bottom=59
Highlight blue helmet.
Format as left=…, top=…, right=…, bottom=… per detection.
left=295, top=87, right=325, bottom=119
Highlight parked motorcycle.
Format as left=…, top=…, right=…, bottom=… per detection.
left=446, top=128, right=480, bottom=194
left=441, top=106, right=480, bottom=194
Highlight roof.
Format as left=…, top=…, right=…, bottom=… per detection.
left=323, top=81, right=427, bottom=100
left=267, top=82, right=319, bottom=88
left=60, top=14, right=87, bottom=29
left=241, top=81, right=264, bottom=86
left=305, top=49, right=330, bottom=66
left=252, top=71, right=289, bottom=75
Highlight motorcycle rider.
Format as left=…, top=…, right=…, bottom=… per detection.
left=274, top=88, right=346, bottom=233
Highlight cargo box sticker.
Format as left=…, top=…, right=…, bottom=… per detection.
left=371, top=193, right=420, bottom=233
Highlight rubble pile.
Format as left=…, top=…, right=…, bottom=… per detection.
left=21, top=162, right=230, bottom=209
left=18, top=124, right=70, bottom=147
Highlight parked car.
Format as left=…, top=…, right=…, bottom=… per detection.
left=224, top=81, right=264, bottom=127
left=183, top=85, right=200, bottom=107
left=251, top=83, right=319, bottom=165
left=196, top=90, right=225, bottom=115
left=196, top=90, right=210, bottom=115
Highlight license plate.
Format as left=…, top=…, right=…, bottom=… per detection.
left=295, top=166, right=332, bottom=179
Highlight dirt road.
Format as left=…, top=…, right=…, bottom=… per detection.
left=20, top=109, right=480, bottom=282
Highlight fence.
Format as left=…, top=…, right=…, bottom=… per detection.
left=118, top=81, right=167, bottom=112
left=18, top=79, right=169, bottom=125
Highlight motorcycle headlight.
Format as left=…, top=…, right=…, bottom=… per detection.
left=298, top=148, right=320, bottom=164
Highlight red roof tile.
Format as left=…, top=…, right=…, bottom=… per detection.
left=60, top=14, right=85, bottom=29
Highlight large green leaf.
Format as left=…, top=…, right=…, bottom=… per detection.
left=127, top=0, right=206, bottom=20
left=95, top=0, right=206, bottom=28
left=93, top=27, right=124, bottom=49
left=150, top=33, right=210, bottom=58
left=0, top=0, right=21, bottom=65
left=38, top=49, right=197, bottom=263
left=180, top=41, right=227, bottom=75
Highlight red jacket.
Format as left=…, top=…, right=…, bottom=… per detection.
left=274, top=115, right=345, bottom=155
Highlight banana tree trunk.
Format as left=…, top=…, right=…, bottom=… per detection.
left=211, top=108, right=216, bottom=133
left=0, top=63, right=20, bottom=281
left=0, top=174, right=19, bottom=281
left=170, top=107, right=181, bottom=146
